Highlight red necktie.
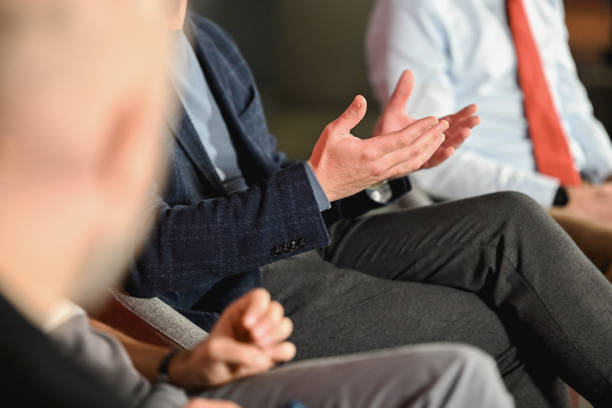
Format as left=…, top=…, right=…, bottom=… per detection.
left=507, top=0, right=581, bottom=186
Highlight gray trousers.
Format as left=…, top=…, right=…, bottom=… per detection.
left=262, top=192, right=612, bottom=408
left=201, top=344, right=514, bottom=408
left=52, top=306, right=514, bottom=408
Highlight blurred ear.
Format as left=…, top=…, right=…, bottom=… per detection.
left=166, top=0, right=188, bottom=30
left=97, top=95, right=162, bottom=203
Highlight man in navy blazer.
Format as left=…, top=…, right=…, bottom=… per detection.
left=128, top=3, right=612, bottom=406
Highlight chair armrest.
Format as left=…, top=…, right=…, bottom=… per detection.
left=96, top=291, right=208, bottom=350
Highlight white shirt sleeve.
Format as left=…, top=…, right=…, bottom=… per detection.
left=367, top=0, right=561, bottom=206
left=551, top=2, right=612, bottom=183
left=367, top=0, right=455, bottom=116
left=412, top=151, right=560, bottom=205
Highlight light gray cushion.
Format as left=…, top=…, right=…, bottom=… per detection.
left=112, top=292, right=208, bottom=350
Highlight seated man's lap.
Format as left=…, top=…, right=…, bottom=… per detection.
left=262, top=252, right=565, bottom=405
left=323, top=192, right=544, bottom=282
left=199, top=344, right=514, bottom=408
left=264, top=251, right=511, bottom=365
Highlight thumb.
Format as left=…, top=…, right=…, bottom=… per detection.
left=328, top=95, right=367, bottom=135
left=227, top=288, right=271, bottom=330
left=386, top=70, right=414, bottom=113
left=212, top=289, right=271, bottom=339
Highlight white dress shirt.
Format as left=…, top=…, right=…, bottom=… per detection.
left=367, top=0, right=612, bottom=206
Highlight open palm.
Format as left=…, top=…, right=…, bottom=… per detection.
left=374, top=70, right=479, bottom=169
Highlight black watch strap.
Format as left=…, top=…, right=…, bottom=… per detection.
left=552, top=186, right=569, bottom=207
left=156, top=349, right=179, bottom=383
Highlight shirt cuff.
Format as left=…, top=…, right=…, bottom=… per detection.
left=304, top=162, right=331, bottom=212
left=521, top=175, right=561, bottom=208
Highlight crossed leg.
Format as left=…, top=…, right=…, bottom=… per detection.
left=320, top=192, right=612, bottom=407
left=200, top=344, right=514, bottom=408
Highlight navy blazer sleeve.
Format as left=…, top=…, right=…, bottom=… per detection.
left=131, top=164, right=331, bottom=297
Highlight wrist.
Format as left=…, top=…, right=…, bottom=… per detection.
left=306, top=159, right=337, bottom=202
left=166, top=349, right=190, bottom=386
left=156, top=349, right=180, bottom=383
left=304, top=161, right=332, bottom=210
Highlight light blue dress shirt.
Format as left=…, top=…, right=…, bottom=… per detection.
left=170, top=32, right=330, bottom=210
left=367, top=0, right=612, bottom=206
left=171, top=31, right=248, bottom=194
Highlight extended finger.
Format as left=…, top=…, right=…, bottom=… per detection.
left=386, top=138, right=445, bottom=177
left=385, top=70, right=414, bottom=113
left=443, top=122, right=471, bottom=143
left=381, top=124, right=447, bottom=177
left=257, top=316, right=294, bottom=348
left=385, top=120, right=449, bottom=165
left=250, top=301, right=286, bottom=345
left=368, top=116, right=440, bottom=156
left=233, top=288, right=270, bottom=329
left=423, top=146, right=456, bottom=168
left=265, top=341, right=297, bottom=363
left=206, top=337, right=273, bottom=369
left=457, top=104, right=478, bottom=117
left=443, top=117, right=478, bottom=145
left=327, top=95, right=367, bottom=135
left=451, top=115, right=480, bottom=130
left=444, top=104, right=478, bottom=123
left=445, top=127, right=471, bottom=149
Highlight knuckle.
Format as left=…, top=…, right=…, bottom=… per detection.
left=413, top=144, right=425, bottom=157
left=206, top=338, right=224, bottom=355
left=271, top=301, right=284, bottom=317
left=370, top=162, right=385, bottom=178
left=422, top=116, right=438, bottom=127
left=396, top=133, right=409, bottom=148
left=323, top=123, right=336, bottom=135
left=399, top=161, right=417, bottom=175
left=285, top=343, right=297, bottom=359
left=361, top=147, right=377, bottom=162
left=283, top=317, right=294, bottom=336
left=252, top=288, right=270, bottom=303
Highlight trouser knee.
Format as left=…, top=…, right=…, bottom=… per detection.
left=488, top=191, right=544, bottom=217
left=483, top=191, right=555, bottom=235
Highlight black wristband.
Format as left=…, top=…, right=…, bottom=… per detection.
left=552, top=186, right=569, bottom=207
left=156, top=349, right=179, bottom=383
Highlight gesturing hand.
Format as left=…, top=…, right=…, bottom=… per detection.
left=374, top=70, right=480, bottom=169
left=308, top=95, right=449, bottom=202
left=170, top=289, right=296, bottom=391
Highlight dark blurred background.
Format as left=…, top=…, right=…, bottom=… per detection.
left=191, top=0, right=612, bottom=160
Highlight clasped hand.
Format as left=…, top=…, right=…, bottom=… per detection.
left=308, top=70, right=480, bottom=202
left=172, top=289, right=295, bottom=408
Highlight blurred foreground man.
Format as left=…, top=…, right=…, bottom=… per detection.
left=0, top=1, right=514, bottom=407
left=367, top=0, right=612, bottom=272
left=0, top=0, right=168, bottom=406
left=126, top=1, right=612, bottom=407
